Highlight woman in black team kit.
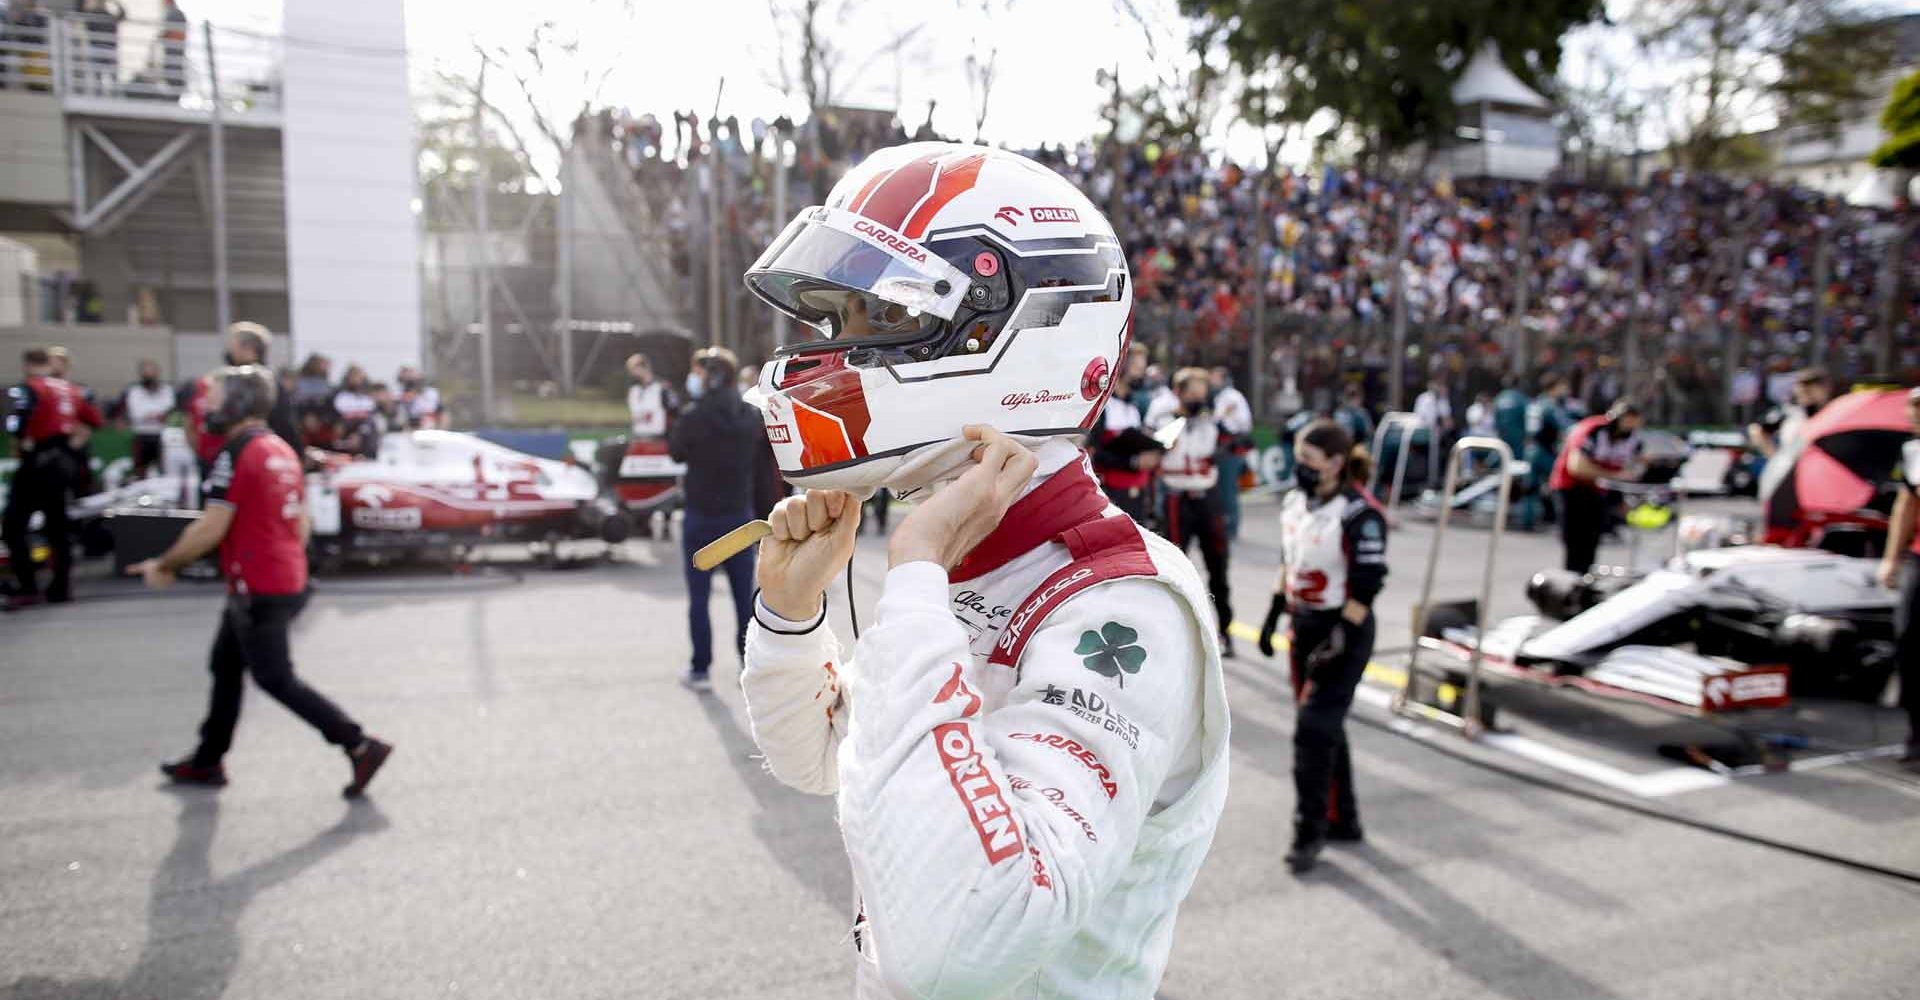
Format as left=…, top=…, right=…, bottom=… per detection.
left=1257, top=420, right=1388, bottom=874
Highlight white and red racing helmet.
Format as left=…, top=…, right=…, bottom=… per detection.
left=744, top=142, right=1131, bottom=492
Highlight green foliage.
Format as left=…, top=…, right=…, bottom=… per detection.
left=1180, top=0, right=1604, bottom=166
left=1634, top=0, right=1896, bottom=172
left=1871, top=70, right=1920, bottom=170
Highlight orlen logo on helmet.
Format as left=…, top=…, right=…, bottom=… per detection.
left=851, top=219, right=928, bottom=264
left=1030, top=207, right=1080, bottom=224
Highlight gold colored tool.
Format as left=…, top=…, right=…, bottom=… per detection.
left=692, top=519, right=773, bottom=571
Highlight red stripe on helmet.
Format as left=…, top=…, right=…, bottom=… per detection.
left=902, top=152, right=988, bottom=239
left=857, top=155, right=940, bottom=231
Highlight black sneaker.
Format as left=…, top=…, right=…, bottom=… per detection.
left=4, top=593, right=43, bottom=612
left=1285, top=838, right=1325, bottom=874
left=680, top=670, right=713, bottom=694
left=1219, top=633, right=1236, bottom=660
left=343, top=738, right=393, bottom=798
left=1900, top=742, right=1920, bottom=765
left=161, top=757, right=228, bottom=787
left=1327, top=823, right=1365, bottom=844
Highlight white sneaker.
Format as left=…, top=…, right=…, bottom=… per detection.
left=680, top=672, right=713, bottom=694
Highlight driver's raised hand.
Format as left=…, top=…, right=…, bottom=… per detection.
left=757, top=489, right=862, bottom=621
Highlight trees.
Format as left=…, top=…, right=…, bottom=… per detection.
left=1871, top=69, right=1920, bottom=172
left=1632, top=0, right=1895, bottom=172
left=1179, top=0, right=1603, bottom=170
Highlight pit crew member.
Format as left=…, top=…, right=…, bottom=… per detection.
left=1257, top=419, right=1386, bottom=873
left=1149, top=367, right=1236, bottom=656
left=1549, top=399, right=1644, bottom=574
left=4, top=346, right=103, bottom=609
left=626, top=352, right=678, bottom=439
left=131, top=365, right=393, bottom=796
left=739, top=142, right=1229, bottom=999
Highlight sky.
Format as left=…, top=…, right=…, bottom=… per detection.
left=174, top=0, right=1920, bottom=172
left=396, top=0, right=1200, bottom=159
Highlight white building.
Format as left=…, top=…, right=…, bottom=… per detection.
left=1428, top=43, right=1562, bottom=183
left=0, top=0, right=419, bottom=385
left=1770, top=14, right=1920, bottom=206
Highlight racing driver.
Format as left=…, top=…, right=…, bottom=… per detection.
left=738, top=142, right=1230, bottom=999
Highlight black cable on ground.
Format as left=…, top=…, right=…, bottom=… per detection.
left=1352, top=709, right=1920, bottom=887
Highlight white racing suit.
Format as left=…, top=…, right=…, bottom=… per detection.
left=743, top=442, right=1231, bottom=1000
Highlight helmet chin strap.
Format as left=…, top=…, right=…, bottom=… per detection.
left=883, top=432, right=1055, bottom=500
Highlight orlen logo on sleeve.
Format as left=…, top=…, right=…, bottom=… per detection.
left=934, top=722, right=1025, bottom=865
left=765, top=422, right=793, bottom=444
left=1029, top=207, right=1080, bottom=224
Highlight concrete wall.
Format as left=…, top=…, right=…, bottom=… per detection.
left=0, top=324, right=177, bottom=385
left=0, top=324, right=292, bottom=387
left=281, top=0, right=421, bottom=384
left=0, top=238, right=38, bottom=326
left=0, top=92, right=69, bottom=207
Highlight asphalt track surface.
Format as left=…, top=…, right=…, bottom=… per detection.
left=4, top=494, right=1920, bottom=999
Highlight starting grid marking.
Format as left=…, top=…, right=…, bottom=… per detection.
left=1222, top=620, right=1733, bottom=799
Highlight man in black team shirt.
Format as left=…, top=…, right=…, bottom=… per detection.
left=129, top=366, right=393, bottom=797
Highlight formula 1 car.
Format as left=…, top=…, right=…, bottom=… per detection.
left=1421, top=545, right=1898, bottom=713
left=305, top=429, right=631, bottom=567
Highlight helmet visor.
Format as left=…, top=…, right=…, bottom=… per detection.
left=744, top=207, right=969, bottom=344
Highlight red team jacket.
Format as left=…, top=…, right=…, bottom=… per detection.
left=203, top=427, right=309, bottom=595
left=6, top=376, right=103, bottom=446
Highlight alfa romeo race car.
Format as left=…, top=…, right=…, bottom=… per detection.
left=305, top=430, right=631, bottom=566
left=1422, top=545, right=1898, bottom=713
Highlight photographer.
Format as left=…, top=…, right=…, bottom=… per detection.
left=131, top=366, right=392, bottom=796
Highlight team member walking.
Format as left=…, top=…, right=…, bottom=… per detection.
left=1549, top=399, right=1645, bottom=574
left=667, top=346, right=761, bottom=692
left=1257, top=419, right=1387, bottom=873
left=1876, top=387, right=1920, bottom=763
left=131, top=366, right=391, bottom=796
left=4, top=347, right=103, bottom=609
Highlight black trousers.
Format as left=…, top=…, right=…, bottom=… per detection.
left=1291, top=610, right=1373, bottom=841
left=1558, top=487, right=1608, bottom=574
left=1103, top=483, right=1151, bottom=526
left=192, top=590, right=364, bottom=766
left=131, top=433, right=164, bottom=478
left=3, top=448, right=76, bottom=597
left=1163, top=488, right=1231, bottom=632
left=1894, top=557, right=1920, bottom=742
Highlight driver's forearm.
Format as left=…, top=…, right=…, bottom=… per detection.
left=158, top=516, right=226, bottom=572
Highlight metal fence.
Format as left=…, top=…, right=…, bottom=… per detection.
left=0, top=12, right=280, bottom=118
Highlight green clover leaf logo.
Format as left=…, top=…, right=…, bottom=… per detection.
left=1075, top=621, right=1147, bottom=686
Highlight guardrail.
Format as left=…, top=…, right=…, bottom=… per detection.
left=0, top=12, right=280, bottom=119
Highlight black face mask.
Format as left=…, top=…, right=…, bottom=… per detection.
left=1180, top=398, right=1207, bottom=416
left=141, top=376, right=159, bottom=389
left=1804, top=398, right=1824, bottom=418
left=223, top=352, right=240, bottom=366
left=1294, top=464, right=1323, bottom=496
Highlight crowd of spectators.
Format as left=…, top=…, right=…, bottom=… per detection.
left=585, top=104, right=1917, bottom=428
left=276, top=353, right=441, bottom=459
left=1039, top=142, right=1919, bottom=423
